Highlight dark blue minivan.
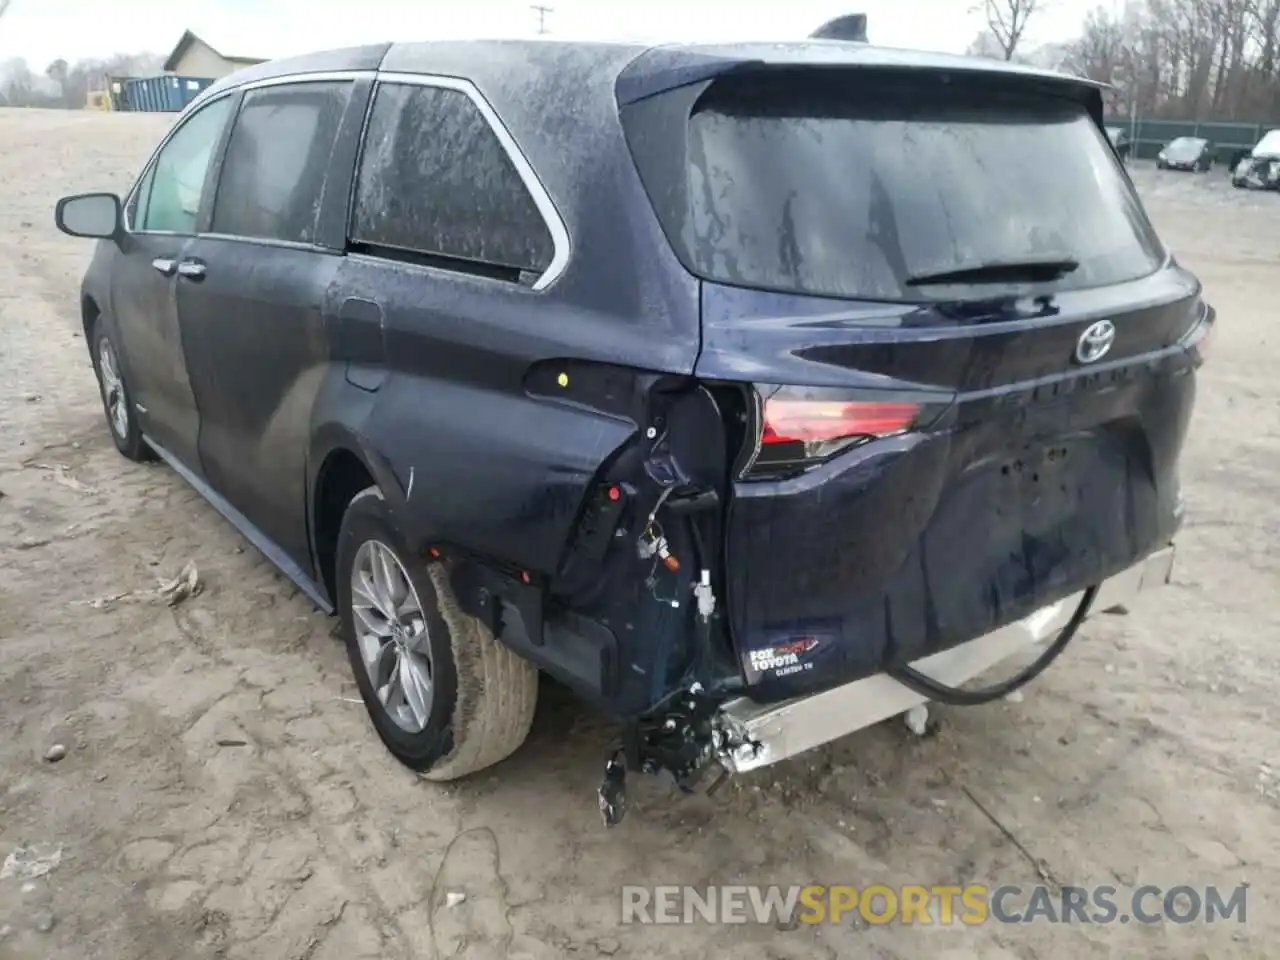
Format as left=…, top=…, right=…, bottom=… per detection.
left=54, top=34, right=1211, bottom=822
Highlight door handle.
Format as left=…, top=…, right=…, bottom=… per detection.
left=176, top=259, right=207, bottom=280
left=151, top=257, right=177, bottom=276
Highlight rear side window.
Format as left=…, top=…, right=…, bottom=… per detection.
left=211, top=81, right=353, bottom=244
left=351, top=82, right=555, bottom=277
left=643, top=73, right=1165, bottom=301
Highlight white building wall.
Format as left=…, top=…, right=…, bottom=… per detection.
left=168, top=39, right=238, bottom=79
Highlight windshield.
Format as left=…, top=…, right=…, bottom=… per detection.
left=681, top=73, right=1164, bottom=302
left=1163, top=137, right=1206, bottom=161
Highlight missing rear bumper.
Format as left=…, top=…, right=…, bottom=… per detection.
left=717, top=544, right=1176, bottom=773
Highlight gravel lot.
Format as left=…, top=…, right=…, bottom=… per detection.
left=0, top=108, right=1277, bottom=960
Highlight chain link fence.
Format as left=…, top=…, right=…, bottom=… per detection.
left=1104, top=117, right=1278, bottom=165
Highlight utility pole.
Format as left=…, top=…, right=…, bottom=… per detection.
left=530, top=4, right=552, bottom=35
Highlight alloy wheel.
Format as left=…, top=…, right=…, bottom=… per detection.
left=98, top=339, right=130, bottom=440
left=350, top=540, right=434, bottom=733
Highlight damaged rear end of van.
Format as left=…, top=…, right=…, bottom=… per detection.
left=595, top=43, right=1211, bottom=816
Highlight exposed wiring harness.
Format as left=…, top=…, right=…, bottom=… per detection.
left=886, top=585, right=1099, bottom=706
left=637, top=487, right=680, bottom=605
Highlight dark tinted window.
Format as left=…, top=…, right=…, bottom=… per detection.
left=211, top=81, right=353, bottom=244
left=679, top=74, right=1164, bottom=301
left=351, top=83, right=555, bottom=275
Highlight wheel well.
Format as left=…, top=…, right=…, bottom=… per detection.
left=314, top=449, right=375, bottom=604
left=81, top=296, right=100, bottom=343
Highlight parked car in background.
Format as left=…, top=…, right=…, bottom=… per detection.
left=1105, top=126, right=1131, bottom=163
left=53, top=36, right=1210, bottom=825
left=1157, top=136, right=1214, bottom=172
left=1232, top=129, right=1280, bottom=190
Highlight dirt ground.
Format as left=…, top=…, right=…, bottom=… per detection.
left=0, top=107, right=1276, bottom=960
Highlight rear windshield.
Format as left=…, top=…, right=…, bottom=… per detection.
left=676, top=73, right=1164, bottom=301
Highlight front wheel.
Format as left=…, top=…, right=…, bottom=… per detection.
left=336, top=487, right=538, bottom=779
left=91, top=327, right=153, bottom=462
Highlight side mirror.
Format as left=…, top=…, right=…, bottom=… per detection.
left=55, top=192, right=123, bottom=240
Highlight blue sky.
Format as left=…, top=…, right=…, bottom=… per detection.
left=0, top=0, right=1099, bottom=71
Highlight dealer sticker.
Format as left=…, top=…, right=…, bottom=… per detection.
left=745, top=636, right=822, bottom=682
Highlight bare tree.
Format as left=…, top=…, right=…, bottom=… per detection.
left=980, top=0, right=1043, bottom=60
left=1063, top=8, right=1125, bottom=82
left=0, top=51, right=161, bottom=108
left=1, top=56, right=34, bottom=105
left=1063, top=6, right=1134, bottom=112
left=1063, top=0, right=1280, bottom=122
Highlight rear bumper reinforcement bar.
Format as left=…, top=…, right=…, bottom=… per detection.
left=718, top=544, right=1176, bottom=773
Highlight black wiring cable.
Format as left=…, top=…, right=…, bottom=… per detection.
left=886, top=585, right=1099, bottom=706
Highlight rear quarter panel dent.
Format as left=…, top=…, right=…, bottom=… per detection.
left=358, top=371, right=639, bottom=574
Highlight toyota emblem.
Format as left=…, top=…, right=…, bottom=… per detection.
left=1075, top=319, right=1116, bottom=365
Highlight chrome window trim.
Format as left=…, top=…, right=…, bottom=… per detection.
left=196, top=232, right=340, bottom=253
left=123, top=67, right=572, bottom=291
left=366, top=72, right=571, bottom=292
left=238, top=70, right=372, bottom=92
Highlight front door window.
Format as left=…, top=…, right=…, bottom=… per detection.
left=131, top=96, right=234, bottom=234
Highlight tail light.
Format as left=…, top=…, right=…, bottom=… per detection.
left=743, top=394, right=922, bottom=478
left=1181, top=305, right=1215, bottom=365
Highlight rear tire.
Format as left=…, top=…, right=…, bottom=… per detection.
left=336, top=487, right=538, bottom=779
left=91, top=327, right=153, bottom=462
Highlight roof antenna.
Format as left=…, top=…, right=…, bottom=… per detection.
left=810, top=13, right=869, bottom=42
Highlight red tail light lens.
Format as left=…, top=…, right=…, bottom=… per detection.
left=747, top=398, right=922, bottom=478
left=761, top=400, right=920, bottom=445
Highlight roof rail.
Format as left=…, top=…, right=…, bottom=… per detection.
left=810, top=14, right=869, bottom=42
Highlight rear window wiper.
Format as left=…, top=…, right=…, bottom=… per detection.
left=905, top=257, right=1080, bottom=287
